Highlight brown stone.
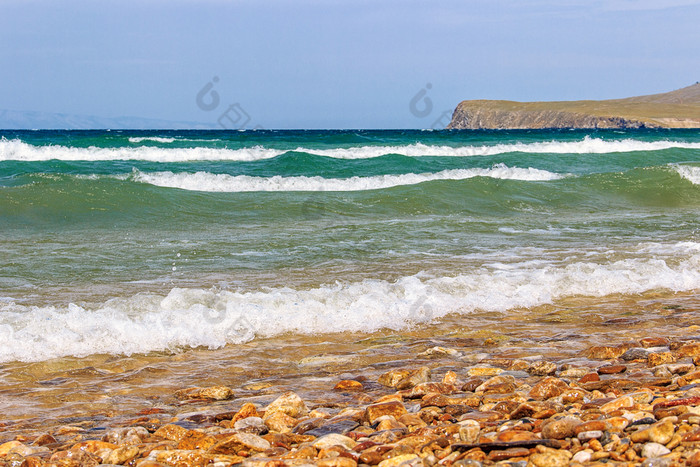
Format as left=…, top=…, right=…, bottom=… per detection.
left=677, top=342, right=700, bottom=357
left=177, top=430, right=217, bottom=450
left=648, top=351, right=676, bottom=366
left=496, top=431, right=539, bottom=442
left=395, top=367, right=431, bottom=390
left=574, top=420, right=608, bottom=435
left=317, top=457, right=358, bottom=467
left=264, top=391, right=309, bottom=419
left=103, top=445, right=140, bottom=465
left=264, top=412, right=298, bottom=433
left=49, top=450, right=101, bottom=467
left=366, top=401, right=407, bottom=424
left=31, top=434, right=57, bottom=446
left=541, top=417, right=581, bottom=439
left=529, top=377, right=568, bottom=400
left=153, top=424, right=190, bottom=442
left=209, top=432, right=271, bottom=455
left=230, top=402, right=261, bottom=425
left=597, top=364, right=627, bottom=374
left=334, top=380, right=364, bottom=391
left=578, top=372, right=600, bottom=383
left=640, top=337, right=669, bottom=348
left=378, top=369, right=411, bottom=388
left=488, top=447, right=530, bottom=461
left=528, top=360, right=557, bottom=376
left=587, top=345, right=628, bottom=360
left=175, top=385, right=234, bottom=401
left=630, top=420, right=674, bottom=444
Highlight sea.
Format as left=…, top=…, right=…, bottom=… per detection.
left=0, top=129, right=699, bottom=427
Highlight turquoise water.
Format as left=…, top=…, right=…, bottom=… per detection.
left=1, top=129, right=699, bottom=362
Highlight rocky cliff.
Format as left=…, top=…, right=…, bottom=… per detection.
left=447, top=83, right=700, bottom=129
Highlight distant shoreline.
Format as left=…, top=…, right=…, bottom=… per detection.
left=448, top=83, right=700, bottom=130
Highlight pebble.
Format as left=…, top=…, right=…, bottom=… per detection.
left=642, top=442, right=671, bottom=458
left=6, top=337, right=700, bottom=467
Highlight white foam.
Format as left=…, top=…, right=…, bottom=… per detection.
left=131, top=164, right=564, bottom=192
left=3, top=136, right=700, bottom=161
left=0, top=138, right=283, bottom=162
left=672, top=164, right=700, bottom=185
left=128, top=137, right=177, bottom=144
left=1, top=241, right=699, bottom=363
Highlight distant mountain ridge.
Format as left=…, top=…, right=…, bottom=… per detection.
left=0, top=109, right=215, bottom=130
left=447, top=83, right=700, bottom=129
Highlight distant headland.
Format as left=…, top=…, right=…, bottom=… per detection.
left=447, top=83, right=700, bottom=129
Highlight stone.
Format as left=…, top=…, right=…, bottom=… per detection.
left=621, top=348, right=649, bottom=360
left=210, top=432, right=271, bottom=455
left=49, top=449, right=101, bottom=466
left=630, top=419, right=675, bottom=444
left=528, top=360, right=557, bottom=376
left=264, top=412, right=298, bottom=433
left=529, top=377, right=568, bottom=400
left=149, top=449, right=208, bottom=466
left=366, top=401, right=407, bottom=424
left=600, top=395, right=635, bottom=413
left=317, top=457, right=358, bottom=467
left=231, top=402, right=261, bottom=424
left=312, top=434, right=357, bottom=450
left=264, top=391, right=309, bottom=419
left=598, top=364, right=627, bottom=374
left=377, top=454, right=420, bottom=467
left=488, top=447, right=530, bottom=461
left=640, top=337, right=669, bottom=348
left=541, top=416, right=581, bottom=439
left=577, top=430, right=603, bottom=441
left=103, top=445, right=139, bottom=465
left=572, top=450, right=592, bottom=463
left=305, top=419, right=359, bottom=437
left=527, top=446, right=572, bottom=466
left=587, top=345, right=628, bottom=359
left=176, top=430, right=216, bottom=450
left=574, top=420, right=608, bottom=434
left=395, top=367, right=431, bottom=390
left=153, top=424, right=190, bottom=442
left=334, top=380, right=364, bottom=391
left=378, top=369, right=411, bottom=388
left=443, top=370, right=458, bottom=385
left=559, top=367, right=588, bottom=378
left=467, top=367, right=502, bottom=377
left=474, top=375, right=514, bottom=393
left=641, top=442, right=671, bottom=458
left=578, top=372, right=600, bottom=383
left=235, top=416, right=268, bottom=435
left=32, top=434, right=57, bottom=446
left=0, top=441, right=26, bottom=457
left=175, top=385, right=234, bottom=400
left=676, top=342, right=700, bottom=357
left=458, top=421, right=480, bottom=444
left=648, top=352, right=676, bottom=367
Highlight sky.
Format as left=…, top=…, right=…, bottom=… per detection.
left=1, top=0, right=699, bottom=129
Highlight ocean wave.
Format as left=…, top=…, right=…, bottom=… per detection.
left=1, top=241, right=698, bottom=362
left=130, top=164, right=564, bottom=192
left=672, top=164, right=700, bottom=185
left=0, top=138, right=283, bottom=162
left=128, top=137, right=177, bottom=143
left=2, top=136, right=700, bottom=162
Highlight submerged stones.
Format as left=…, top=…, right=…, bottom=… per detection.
left=6, top=335, right=700, bottom=466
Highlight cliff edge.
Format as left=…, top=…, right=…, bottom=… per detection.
left=447, top=83, right=700, bottom=129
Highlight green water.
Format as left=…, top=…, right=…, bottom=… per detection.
left=0, top=129, right=699, bottom=362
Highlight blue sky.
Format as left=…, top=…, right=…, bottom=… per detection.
left=1, top=0, right=699, bottom=129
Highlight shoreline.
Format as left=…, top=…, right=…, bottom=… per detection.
left=1, top=294, right=700, bottom=465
